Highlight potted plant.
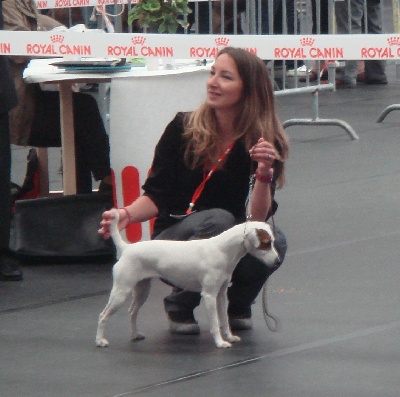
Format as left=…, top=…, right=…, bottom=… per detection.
left=127, top=0, right=192, bottom=34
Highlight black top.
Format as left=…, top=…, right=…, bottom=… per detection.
left=143, top=112, right=278, bottom=237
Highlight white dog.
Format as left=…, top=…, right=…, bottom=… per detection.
left=96, top=209, right=279, bottom=349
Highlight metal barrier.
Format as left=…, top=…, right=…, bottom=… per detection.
left=378, top=0, right=400, bottom=122
left=33, top=0, right=392, bottom=140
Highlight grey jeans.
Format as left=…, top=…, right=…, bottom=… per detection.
left=335, top=0, right=386, bottom=82
left=154, top=208, right=287, bottom=317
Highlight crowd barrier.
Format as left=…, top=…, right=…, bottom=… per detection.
left=3, top=0, right=395, bottom=240
left=2, top=0, right=394, bottom=141
left=378, top=0, right=400, bottom=122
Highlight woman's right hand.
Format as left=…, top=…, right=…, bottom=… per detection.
left=98, top=208, right=130, bottom=240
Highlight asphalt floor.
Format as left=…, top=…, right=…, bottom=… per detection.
left=2, top=56, right=400, bottom=396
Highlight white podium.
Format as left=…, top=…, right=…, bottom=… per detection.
left=109, top=68, right=209, bottom=242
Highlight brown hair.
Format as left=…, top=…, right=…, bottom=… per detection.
left=183, top=47, right=289, bottom=188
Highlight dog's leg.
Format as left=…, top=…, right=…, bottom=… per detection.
left=202, top=288, right=231, bottom=348
left=217, top=282, right=240, bottom=344
left=129, top=278, right=151, bottom=341
left=96, top=285, right=132, bottom=347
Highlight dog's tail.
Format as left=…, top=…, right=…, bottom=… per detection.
left=109, top=208, right=128, bottom=259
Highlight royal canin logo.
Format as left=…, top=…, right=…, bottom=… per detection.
left=361, top=36, right=400, bottom=58
left=108, top=35, right=173, bottom=57
left=26, top=34, right=91, bottom=56
left=50, top=34, right=64, bottom=43
left=274, top=37, right=343, bottom=59
left=300, top=37, right=315, bottom=47
left=387, top=37, right=400, bottom=46
left=131, top=36, right=146, bottom=46
left=215, top=37, right=230, bottom=47
left=188, top=37, right=256, bottom=58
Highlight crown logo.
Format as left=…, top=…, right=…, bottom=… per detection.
left=215, top=37, right=229, bottom=47
left=300, top=37, right=315, bottom=47
left=50, top=34, right=64, bottom=43
left=131, top=36, right=146, bottom=45
left=387, top=36, right=400, bottom=46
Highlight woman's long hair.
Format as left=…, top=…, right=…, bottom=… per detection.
left=183, top=47, right=289, bottom=188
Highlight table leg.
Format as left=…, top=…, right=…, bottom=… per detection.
left=36, top=147, right=49, bottom=196
left=58, top=82, right=76, bottom=195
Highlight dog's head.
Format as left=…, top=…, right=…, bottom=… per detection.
left=243, top=222, right=279, bottom=267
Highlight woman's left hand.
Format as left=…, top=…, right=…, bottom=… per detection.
left=249, top=138, right=275, bottom=174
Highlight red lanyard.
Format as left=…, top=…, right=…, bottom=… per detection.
left=186, top=142, right=235, bottom=214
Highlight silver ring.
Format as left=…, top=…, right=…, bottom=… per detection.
left=267, top=154, right=271, bottom=159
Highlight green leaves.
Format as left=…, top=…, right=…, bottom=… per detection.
left=128, top=0, right=192, bottom=34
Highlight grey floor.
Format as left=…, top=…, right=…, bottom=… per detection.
left=3, top=60, right=400, bottom=396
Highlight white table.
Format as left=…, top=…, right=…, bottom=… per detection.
left=23, top=59, right=209, bottom=197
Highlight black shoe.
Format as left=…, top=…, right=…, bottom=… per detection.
left=167, top=311, right=200, bottom=335
left=229, top=315, right=253, bottom=330
left=0, top=258, right=23, bottom=281
left=228, top=306, right=253, bottom=330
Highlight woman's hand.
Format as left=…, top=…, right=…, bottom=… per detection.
left=98, top=208, right=130, bottom=240
left=249, top=138, right=275, bottom=175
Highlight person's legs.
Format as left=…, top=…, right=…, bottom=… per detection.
left=72, top=92, right=111, bottom=193
left=155, top=209, right=236, bottom=334
left=157, top=209, right=236, bottom=312
left=156, top=210, right=287, bottom=333
left=29, top=89, right=110, bottom=194
left=0, top=113, right=23, bottom=281
left=0, top=114, right=12, bottom=254
left=335, top=0, right=363, bottom=85
left=363, top=0, right=387, bottom=82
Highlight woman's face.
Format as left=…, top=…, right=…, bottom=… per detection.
left=206, top=53, right=244, bottom=112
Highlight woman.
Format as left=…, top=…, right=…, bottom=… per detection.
left=100, top=47, right=289, bottom=334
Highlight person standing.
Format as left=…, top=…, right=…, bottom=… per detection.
left=335, top=0, right=387, bottom=87
left=0, top=0, right=23, bottom=281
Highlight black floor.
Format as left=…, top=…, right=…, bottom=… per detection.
left=2, top=60, right=400, bottom=397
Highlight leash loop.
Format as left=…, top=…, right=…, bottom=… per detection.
left=262, top=279, right=280, bottom=332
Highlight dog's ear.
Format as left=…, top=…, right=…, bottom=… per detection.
left=245, top=226, right=272, bottom=250
left=256, top=229, right=272, bottom=251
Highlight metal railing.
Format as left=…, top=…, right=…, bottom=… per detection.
left=40, top=0, right=393, bottom=140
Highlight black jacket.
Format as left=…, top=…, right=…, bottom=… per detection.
left=0, top=0, right=18, bottom=114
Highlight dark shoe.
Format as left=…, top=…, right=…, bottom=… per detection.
left=299, top=70, right=318, bottom=82
left=366, top=79, right=388, bottom=85
left=357, top=72, right=388, bottom=85
left=167, top=311, right=200, bottom=335
left=299, top=69, right=328, bottom=83
left=335, top=79, right=356, bottom=89
left=0, top=258, right=23, bottom=281
left=11, top=148, right=39, bottom=205
left=229, top=315, right=253, bottom=331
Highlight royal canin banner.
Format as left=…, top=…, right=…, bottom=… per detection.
left=34, top=0, right=137, bottom=9
left=1, top=32, right=400, bottom=60
left=33, top=0, right=210, bottom=8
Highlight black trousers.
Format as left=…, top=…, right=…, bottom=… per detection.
left=156, top=208, right=287, bottom=317
left=28, top=87, right=110, bottom=194
left=0, top=112, right=12, bottom=252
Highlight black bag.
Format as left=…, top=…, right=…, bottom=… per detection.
left=10, top=193, right=115, bottom=262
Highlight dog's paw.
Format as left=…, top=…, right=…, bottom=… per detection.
left=95, top=338, right=109, bottom=347
left=131, top=333, right=145, bottom=342
left=226, top=335, right=241, bottom=343
left=216, top=340, right=232, bottom=348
